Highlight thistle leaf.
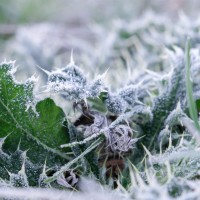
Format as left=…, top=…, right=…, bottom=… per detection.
left=0, top=62, right=70, bottom=186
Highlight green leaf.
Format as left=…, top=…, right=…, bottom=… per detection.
left=0, top=62, right=70, bottom=186
left=185, top=38, right=200, bottom=131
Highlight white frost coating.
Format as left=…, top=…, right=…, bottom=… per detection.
left=25, top=74, right=39, bottom=84
left=1, top=60, right=22, bottom=85
left=0, top=59, right=16, bottom=66
left=0, top=182, right=125, bottom=200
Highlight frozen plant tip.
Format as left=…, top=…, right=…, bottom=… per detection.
left=42, top=58, right=105, bottom=101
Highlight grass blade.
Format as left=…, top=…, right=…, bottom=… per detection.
left=185, top=38, right=200, bottom=131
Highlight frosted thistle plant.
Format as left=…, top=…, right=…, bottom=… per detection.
left=43, top=54, right=105, bottom=101
left=2, top=10, right=200, bottom=200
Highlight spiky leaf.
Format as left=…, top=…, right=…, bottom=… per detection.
left=0, top=62, right=70, bottom=186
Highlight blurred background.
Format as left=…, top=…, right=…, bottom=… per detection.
left=0, top=0, right=200, bottom=84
